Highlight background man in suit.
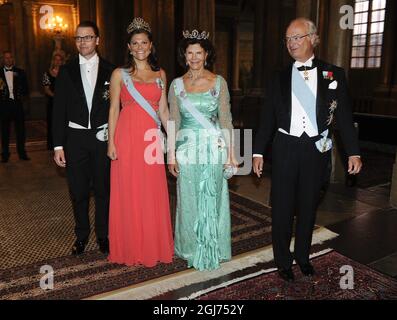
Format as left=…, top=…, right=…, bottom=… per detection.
left=253, top=18, right=362, bottom=282
left=0, top=51, right=29, bottom=163
left=53, top=21, right=114, bottom=255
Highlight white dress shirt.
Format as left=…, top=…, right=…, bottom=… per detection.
left=79, top=53, right=99, bottom=91
left=4, top=67, right=14, bottom=100
left=290, top=55, right=318, bottom=138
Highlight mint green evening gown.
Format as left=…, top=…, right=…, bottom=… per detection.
left=168, top=75, right=233, bottom=271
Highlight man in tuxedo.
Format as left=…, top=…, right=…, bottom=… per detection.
left=253, top=18, right=362, bottom=282
left=53, top=21, right=114, bottom=255
left=0, top=51, right=29, bottom=163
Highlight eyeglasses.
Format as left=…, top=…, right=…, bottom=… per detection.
left=284, top=33, right=312, bottom=44
left=74, top=35, right=97, bottom=43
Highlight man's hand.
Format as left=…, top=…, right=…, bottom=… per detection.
left=253, top=157, right=264, bottom=178
left=54, top=149, right=66, bottom=168
left=348, top=156, right=362, bottom=175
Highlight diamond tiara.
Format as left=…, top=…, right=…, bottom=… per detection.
left=182, top=30, right=210, bottom=40
left=127, top=17, right=151, bottom=34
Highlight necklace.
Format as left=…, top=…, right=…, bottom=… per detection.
left=188, top=69, right=204, bottom=86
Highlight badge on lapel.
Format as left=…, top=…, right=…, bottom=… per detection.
left=102, top=81, right=110, bottom=101
left=323, top=71, right=334, bottom=81
left=156, top=78, right=165, bottom=90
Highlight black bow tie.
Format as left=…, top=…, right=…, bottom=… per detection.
left=4, top=68, right=13, bottom=72
left=297, top=65, right=316, bottom=72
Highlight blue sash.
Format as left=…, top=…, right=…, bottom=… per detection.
left=121, top=69, right=161, bottom=129
left=121, top=69, right=165, bottom=152
left=291, top=66, right=318, bottom=133
left=174, top=77, right=220, bottom=132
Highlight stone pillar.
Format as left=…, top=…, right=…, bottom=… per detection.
left=23, top=1, right=40, bottom=98
left=324, top=0, right=354, bottom=68
left=182, top=0, right=215, bottom=42
left=10, top=0, right=27, bottom=69
left=231, top=17, right=243, bottom=125
left=231, top=17, right=241, bottom=92
left=388, top=2, right=397, bottom=99
left=376, top=0, right=397, bottom=96
left=391, top=151, right=397, bottom=208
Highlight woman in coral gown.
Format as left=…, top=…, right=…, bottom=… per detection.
left=107, top=18, right=174, bottom=267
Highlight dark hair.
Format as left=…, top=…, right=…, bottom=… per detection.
left=177, top=36, right=216, bottom=70
left=124, top=29, right=160, bottom=74
left=77, top=21, right=100, bottom=37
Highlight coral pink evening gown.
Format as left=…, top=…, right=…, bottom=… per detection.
left=108, top=77, right=174, bottom=267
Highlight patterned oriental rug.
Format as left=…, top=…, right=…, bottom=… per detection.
left=196, top=251, right=397, bottom=300
left=0, top=191, right=276, bottom=300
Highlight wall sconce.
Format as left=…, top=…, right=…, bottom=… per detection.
left=0, top=0, right=8, bottom=5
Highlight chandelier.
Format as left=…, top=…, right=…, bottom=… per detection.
left=0, top=0, right=8, bottom=5
left=45, top=16, right=68, bottom=35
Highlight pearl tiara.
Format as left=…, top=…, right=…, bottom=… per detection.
left=182, top=30, right=210, bottom=40
left=127, top=17, right=151, bottom=34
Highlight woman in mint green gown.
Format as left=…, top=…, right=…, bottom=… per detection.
left=168, top=31, right=237, bottom=271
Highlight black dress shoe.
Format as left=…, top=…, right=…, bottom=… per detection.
left=299, top=263, right=315, bottom=276
left=72, top=240, right=87, bottom=255
left=278, top=268, right=295, bottom=282
left=97, top=238, right=109, bottom=254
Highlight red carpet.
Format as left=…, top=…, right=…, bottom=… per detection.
left=198, top=251, right=397, bottom=300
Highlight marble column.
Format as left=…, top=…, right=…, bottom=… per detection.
left=323, top=0, right=354, bottom=68
left=23, top=1, right=40, bottom=98
left=376, top=0, right=397, bottom=96
left=251, top=0, right=266, bottom=95
left=10, top=0, right=27, bottom=69
left=388, top=1, right=397, bottom=99
left=231, top=17, right=241, bottom=93
left=391, top=151, right=397, bottom=208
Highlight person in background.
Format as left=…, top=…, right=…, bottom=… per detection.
left=0, top=51, right=29, bottom=163
left=42, top=53, right=65, bottom=150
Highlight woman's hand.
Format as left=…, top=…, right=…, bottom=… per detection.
left=107, top=143, right=118, bottom=161
left=226, top=154, right=239, bottom=168
left=168, top=160, right=180, bottom=178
